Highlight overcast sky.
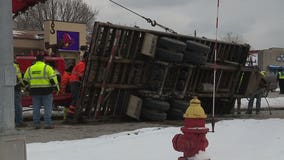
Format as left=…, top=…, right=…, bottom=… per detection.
left=83, top=0, right=283, bottom=50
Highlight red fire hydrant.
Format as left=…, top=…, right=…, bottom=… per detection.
left=172, top=96, right=209, bottom=160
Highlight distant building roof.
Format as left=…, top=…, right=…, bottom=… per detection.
left=13, top=30, right=44, bottom=40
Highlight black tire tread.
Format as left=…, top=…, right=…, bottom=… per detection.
left=141, top=108, right=167, bottom=121
left=167, top=108, right=184, bottom=120
left=158, top=37, right=186, bottom=52
left=155, top=48, right=184, bottom=63
left=183, top=50, right=207, bottom=65
left=170, top=99, right=189, bottom=111
left=186, top=40, right=210, bottom=54
left=143, top=98, right=170, bottom=112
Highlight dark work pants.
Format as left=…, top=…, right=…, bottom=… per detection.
left=279, top=79, right=284, bottom=94
left=70, top=81, right=82, bottom=107
left=247, top=93, right=261, bottom=114
left=15, top=88, right=23, bottom=125
left=32, top=94, right=53, bottom=127
left=236, top=98, right=241, bottom=114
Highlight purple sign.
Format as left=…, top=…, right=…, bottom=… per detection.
left=57, top=30, right=80, bottom=51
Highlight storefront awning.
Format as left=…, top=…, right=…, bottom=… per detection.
left=268, top=65, right=284, bottom=71
left=13, top=0, right=47, bottom=15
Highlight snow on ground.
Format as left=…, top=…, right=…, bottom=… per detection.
left=27, top=118, right=284, bottom=160
left=25, top=96, right=284, bottom=160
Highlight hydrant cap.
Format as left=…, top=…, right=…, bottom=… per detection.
left=183, top=97, right=207, bottom=118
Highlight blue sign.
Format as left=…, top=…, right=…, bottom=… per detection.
left=57, top=31, right=80, bottom=51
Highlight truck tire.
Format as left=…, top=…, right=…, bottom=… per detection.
left=150, top=68, right=164, bottom=80
left=178, top=70, right=189, bottom=80
left=155, top=48, right=184, bottom=63
left=141, top=108, right=167, bottom=121
left=183, top=50, right=207, bottom=65
left=170, top=99, right=189, bottom=111
left=143, top=98, right=170, bottom=112
left=158, top=37, right=186, bottom=52
left=186, top=40, right=210, bottom=54
left=176, top=80, right=186, bottom=91
left=167, top=108, right=184, bottom=120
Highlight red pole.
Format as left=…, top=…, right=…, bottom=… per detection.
left=212, top=0, right=220, bottom=132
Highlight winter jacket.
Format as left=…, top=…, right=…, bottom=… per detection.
left=69, top=61, right=85, bottom=83
left=24, top=61, right=59, bottom=95
left=60, top=71, right=71, bottom=93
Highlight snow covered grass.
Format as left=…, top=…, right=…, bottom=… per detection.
left=27, top=118, right=284, bottom=160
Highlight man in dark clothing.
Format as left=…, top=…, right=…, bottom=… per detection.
left=247, top=71, right=267, bottom=114
left=247, top=90, right=263, bottom=114
left=277, top=70, right=284, bottom=94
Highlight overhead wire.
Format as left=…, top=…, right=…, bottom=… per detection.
left=108, top=0, right=177, bottom=34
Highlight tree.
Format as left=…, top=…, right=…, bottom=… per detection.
left=14, top=0, right=99, bottom=41
left=221, top=32, right=245, bottom=44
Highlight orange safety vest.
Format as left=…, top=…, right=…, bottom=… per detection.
left=69, top=61, right=85, bottom=82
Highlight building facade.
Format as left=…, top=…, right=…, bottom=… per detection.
left=258, top=48, right=284, bottom=75
left=13, top=30, right=44, bottom=56
left=13, top=20, right=87, bottom=68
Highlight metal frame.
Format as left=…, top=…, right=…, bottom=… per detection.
left=78, top=22, right=257, bottom=120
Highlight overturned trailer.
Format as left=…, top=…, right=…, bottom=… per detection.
left=77, top=22, right=262, bottom=121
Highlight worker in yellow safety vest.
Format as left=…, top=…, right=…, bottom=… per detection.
left=23, top=54, right=59, bottom=129
left=247, top=70, right=266, bottom=114
left=14, top=59, right=27, bottom=127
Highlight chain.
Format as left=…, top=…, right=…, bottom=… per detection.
left=50, top=0, right=55, bottom=34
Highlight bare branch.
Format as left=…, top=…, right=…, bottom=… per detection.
left=14, top=0, right=99, bottom=34
left=221, top=32, right=246, bottom=44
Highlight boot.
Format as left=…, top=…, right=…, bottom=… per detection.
left=62, top=105, right=76, bottom=124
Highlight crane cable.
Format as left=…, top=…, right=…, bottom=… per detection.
left=212, top=0, right=220, bottom=133
left=109, top=0, right=177, bottom=34
left=50, top=0, right=55, bottom=34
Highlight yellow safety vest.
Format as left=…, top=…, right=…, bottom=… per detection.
left=260, top=71, right=265, bottom=77
left=24, top=61, right=59, bottom=90
left=278, top=72, right=284, bottom=79
left=13, top=63, right=24, bottom=86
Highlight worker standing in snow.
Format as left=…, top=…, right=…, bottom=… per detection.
left=247, top=70, right=267, bottom=114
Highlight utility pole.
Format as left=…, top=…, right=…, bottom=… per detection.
left=0, top=0, right=27, bottom=160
